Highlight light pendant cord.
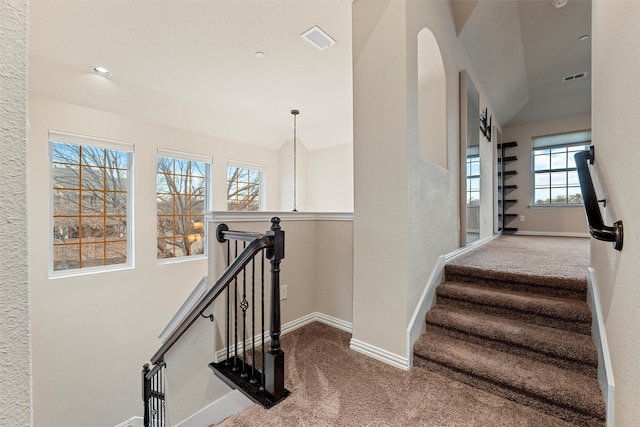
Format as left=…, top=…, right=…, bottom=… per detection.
left=291, top=109, right=299, bottom=212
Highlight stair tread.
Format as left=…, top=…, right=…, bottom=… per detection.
left=437, top=281, right=592, bottom=322
left=414, top=331, right=605, bottom=419
left=426, top=305, right=598, bottom=365
left=445, top=264, right=588, bottom=294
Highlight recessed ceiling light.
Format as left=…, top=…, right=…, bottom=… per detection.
left=91, top=66, right=112, bottom=77
left=301, top=25, right=336, bottom=50
left=552, top=0, right=568, bottom=8
left=255, top=51, right=265, bottom=59
left=579, top=34, right=590, bottom=41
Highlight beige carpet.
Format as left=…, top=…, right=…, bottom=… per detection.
left=415, top=235, right=605, bottom=426
left=216, top=321, right=575, bottom=427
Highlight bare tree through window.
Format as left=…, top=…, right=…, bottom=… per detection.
left=157, top=156, right=208, bottom=259
left=227, top=165, right=263, bottom=211
left=52, top=141, right=130, bottom=271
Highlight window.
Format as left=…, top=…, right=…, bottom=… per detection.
left=156, top=150, right=211, bottom=260
left=466, top=155, right=480, bottom=206
left=227, top=163, right=265, bottom=211
left=532, top=130, right=591, bottom=206
left=51, top=132, right=133, bottom=273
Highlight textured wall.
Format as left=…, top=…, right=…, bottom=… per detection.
left=591, top=1, right=640, bottom=424
left=0, top=0, right=32, bottom=426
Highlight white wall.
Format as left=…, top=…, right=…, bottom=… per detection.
left=591, top=1, right=640, bottom=424
left=307, top=144, right=354, bottom=212
left=352, top=0, right=500, bottom=359
left=502, top=113, right=591, bottom=235
left=27, top=96, right=280, bottom=427
left=0, top=1, right=32, bottom=425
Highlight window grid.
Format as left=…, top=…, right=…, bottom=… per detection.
left=533, top=144, right=589, bottom=205
left=157, top=157, right=208, bottom=259
left=227, top=165, right=263, bottom=211
left=466, top=156, right=480, bottom=206
left=52, top=142, right=129, bottom=271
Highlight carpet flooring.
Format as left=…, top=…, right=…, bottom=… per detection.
left=216, top=235, right=605, bottom=426
left=414, top=235, right=605, bottom=426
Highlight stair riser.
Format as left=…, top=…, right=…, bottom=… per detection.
left=424, top=323, right=597, bottom=378
left=444, top=272, right=586, bottom=300
left=437, top=297, right=592, bottom=335
left=414, top=356, right=604, bottom=427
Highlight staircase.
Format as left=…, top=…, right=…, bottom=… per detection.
left=413, top=237, right=606, bottom=426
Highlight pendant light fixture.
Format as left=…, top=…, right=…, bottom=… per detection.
left=291, top=109, right=300, bottom=212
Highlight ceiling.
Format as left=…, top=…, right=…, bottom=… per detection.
left=29, top=1, right=591, bottom=151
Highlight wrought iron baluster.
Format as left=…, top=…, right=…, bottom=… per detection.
left=233, top=240, right=239, bottom=371
left=241, top=241, right=248, bottom=378
left=250, top=255, right=257, bottom=384
left=226, top=239, right=230, bottom=365
left=260, top=250, right=265, bottom=391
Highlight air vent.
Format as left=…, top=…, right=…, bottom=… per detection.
left=562, top=72, right=588, bottom=82
left=301, top=25, right=336, bottom=50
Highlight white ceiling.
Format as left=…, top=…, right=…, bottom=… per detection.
left=29, top=1, right=591, bottom=151
left=453, top=0, right=592, bottom=126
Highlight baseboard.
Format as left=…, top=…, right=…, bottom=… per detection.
left=350, top=338, right=410, bottom=371
left=587, top=267, right=615, bottom=427
left=113, top=416, right=143, bottom=427
left=406, top=255, right=445, bottom=368
left=405, top=234, right=500, bottom=368
left=175, top=389, right=253, bottom=427
left=513, top=230, right=590, bottom=238
left=214, top=312, right=352, bottom=362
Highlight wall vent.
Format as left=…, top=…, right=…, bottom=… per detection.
left=562, top=72, right=588, bottom=82
left=301, top=25, right=336, bottom=50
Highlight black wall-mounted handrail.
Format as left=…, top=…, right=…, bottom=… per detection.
left=574, top=146, right=623, bottom=251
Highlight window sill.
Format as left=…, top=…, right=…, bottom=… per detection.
left=49, top=263, right=134, bottom=280
left=528, top=204, right=584, bottom=209
left=157, top=254, right=207, bottom=266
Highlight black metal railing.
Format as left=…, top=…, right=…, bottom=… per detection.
left=142, top=362, right=165, bottom=427
left=575, top=146, right=623, bottom=251
left=141, top=217, right=288, bottom=426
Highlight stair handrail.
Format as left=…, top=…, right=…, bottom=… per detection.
left=574, top=146, right=623, bottom=251
left=150, top=217, right=283, bottom=365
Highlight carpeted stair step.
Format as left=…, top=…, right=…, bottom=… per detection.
left=425, top=305, right=598, bottom=377
left=437, top=281, right=592, bottom=335
left=445, top=264, right=587, bottom=300
left=413, top=331, right=605, bottom=426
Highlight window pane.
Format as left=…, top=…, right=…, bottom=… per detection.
left=227, top=164, right=264, bottom=212
left=81, top=166, right=104, bottom=190
left=53, top=244, right=80, bottom=271
left=534, top=154, right=549, bottom=171
left=550, top=172, right=566, bottom=187
left=551, top=187, right=567, bottom=203
left=106, top=169, right=127, bottom=191
left=535, top=189, right=550, bottom=204
left=52, top=142, right=80, bottom=164
left=567, top=170, right=579, bottom=186
left=550, top=152, right=567, bottom=169
left=535, top=173, right=550, bottom=188
left=157, top=155, right=210, bottom=259
left=54, top=190, right=80, bottom=216
left=81, top=146, right=105, bottom=166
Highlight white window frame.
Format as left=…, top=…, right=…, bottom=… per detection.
left=530, top=130, right=591, bottom=208
left=156, top=148, right=213, bottom=264
left=226, top=160, right=267, bottom=212
left=49, top=131, right=135, bottom=278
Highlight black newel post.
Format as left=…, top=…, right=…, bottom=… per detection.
left=142, top=364, right=150, bottom=427
left=264, top=217, right=285, bottom=402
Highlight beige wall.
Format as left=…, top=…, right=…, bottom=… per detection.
left=307, top=144, right=354, bottom=212
left=352, top=0, right=499, bottom=359
left=27, top=96, right=281, bottom=426
left=502, top=113, right=591, bottom=235
left=591, top=1, right=640, bottom=425
left=0, top=1, right=31, bottom=425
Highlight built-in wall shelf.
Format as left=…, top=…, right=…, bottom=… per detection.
left=497, top=141, right=519, bottom=234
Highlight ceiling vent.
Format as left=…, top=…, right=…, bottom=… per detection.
left=301, top=26, right=336, bottom=50
left=562, top=72, right=588, bottom=82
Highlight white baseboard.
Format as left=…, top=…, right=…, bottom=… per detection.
left=113, top=416, right=143, bottom=427
left=587, top=267, right=615, bottom=427
left=513, top=230, right=590, bottom=238
left=175, top=389, right=253, bottom=427
left=405, top=234, right=500, bottom=368
left=214, top=312, right=352, bottom=362
left=350, top=338, right=410, bottom=371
